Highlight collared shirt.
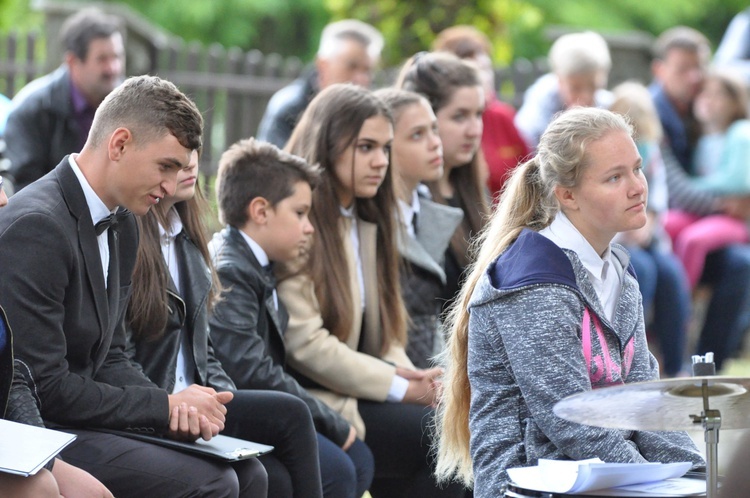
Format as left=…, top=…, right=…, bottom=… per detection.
left=70, top=83, right=96, bottom=151
left=159, top=208, right=195, bottom=394
left=539, top=211, right=622, bottom=322
left=398, top=190, right=422, bottom=238
left=239, top=230, right=278, bottom=310
left=69, top=155, right=115, bottom=286
left=340, top=205, right=365, bottom=310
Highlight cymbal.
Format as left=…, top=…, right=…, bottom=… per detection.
left=553, top=376, right=750, bottom=431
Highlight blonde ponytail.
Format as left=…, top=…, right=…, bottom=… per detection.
left=434, top=107, right=634, bottom=485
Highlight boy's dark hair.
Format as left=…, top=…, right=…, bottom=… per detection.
left=216, top=138, right=320, bottom=227
left=60, top=7, right=122, bottom=62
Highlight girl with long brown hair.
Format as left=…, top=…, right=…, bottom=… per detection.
left=126, top=152, right=322, bottom=498
left=396, top=52, right=490, bottom=312
left=373, top=87, right=463, bottom=368
left=280, top=83, right=465, bottom=498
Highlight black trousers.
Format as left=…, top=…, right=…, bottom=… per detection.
left=359, top=401, right=467, bottom=498
left=224, top=390, right=323, bottom=498
left=61, top=429, right=267, bottom=498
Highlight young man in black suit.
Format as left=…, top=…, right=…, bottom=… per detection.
left=0, top=75, right=266, bottom=497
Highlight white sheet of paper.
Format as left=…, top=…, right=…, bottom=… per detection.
left=0, top=419, right=76, bottom=476
left=615, top=477, right=706, bottom=496
left=508, top=459, right=693, bottom=494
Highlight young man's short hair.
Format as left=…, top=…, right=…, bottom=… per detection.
left=60, top=7, right=122, bottom=61
left=216, top=138, right=320, bottom=227
left=87, top=75, right=203, bottom=152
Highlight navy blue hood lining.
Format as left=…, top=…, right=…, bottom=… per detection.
left=488, top=228, right=636, bottom=293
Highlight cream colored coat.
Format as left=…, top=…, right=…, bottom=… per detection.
left=277, top=216, right=414, bottom=438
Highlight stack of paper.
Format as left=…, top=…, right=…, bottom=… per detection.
left=507, top=458, right=705, bottom=495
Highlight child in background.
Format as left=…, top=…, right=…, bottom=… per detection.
left=374, top=88, right=463, bottom=368
left=666, top=70, right=750, bottom=289
left=609, top=81, right=692, bottom=377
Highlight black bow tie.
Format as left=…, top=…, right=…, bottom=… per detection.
left=261, top=263, right=274, bottom=277
left=94, top=209, right=130, bottom=236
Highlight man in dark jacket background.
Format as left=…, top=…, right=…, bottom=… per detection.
left=4, top=7, right=124, bottom=191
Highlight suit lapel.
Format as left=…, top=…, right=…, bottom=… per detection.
left=227, top=227, right=285, bottom=341
left=399, top=229, right=446, bottom=282
left=106, top=227, right=120, bottom=329
left=57, top=160, right=109, bottom=335
left=416, top=198, right=464, bottom=262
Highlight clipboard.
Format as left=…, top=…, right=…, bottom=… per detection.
left=94, top=429, right=274, bottom=462
left=0, top=419, right=77, bottom=476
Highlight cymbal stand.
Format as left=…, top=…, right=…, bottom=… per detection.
left=690, top=354, right=719, bottom=498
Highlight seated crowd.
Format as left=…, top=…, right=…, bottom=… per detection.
left=1, top=7, right=749, bottom=498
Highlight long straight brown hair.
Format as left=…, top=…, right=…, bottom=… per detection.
left=285, top=83, right=407, bottom=351
left=127, top=181, right=221, bottom=341
left=396, top=51, right=489, bottom=267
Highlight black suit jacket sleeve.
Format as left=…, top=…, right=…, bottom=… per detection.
left=0, top=211, right=169, bottom=430
left=210, top=262, right=351, bottom=446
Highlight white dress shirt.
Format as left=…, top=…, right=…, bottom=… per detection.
left=539, top=211, right=623, bottom=322
left=69, top=155, right=115, bottom=286
left=340, top=205, right=366, bottom=310
left=160, top=208, right=195, bottom=394
left=239, top=230, right=278, bottom=310
left=398, top=190, right=422, bottom=238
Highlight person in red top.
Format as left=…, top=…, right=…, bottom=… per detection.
left=433, top=25, right=529, bottom=200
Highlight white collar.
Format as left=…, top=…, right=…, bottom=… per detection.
left=539, top=211, right=612, bottom=280
left=68, top=155, right=116, bottom=225
left=398, top=190, right=421, bottom=229
left=158, top=207, right=183, bottom=243
left=239, top=230, right=270, bottom=267
left=340, top=204, right=355, bottom=218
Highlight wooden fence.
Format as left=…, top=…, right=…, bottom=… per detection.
left=0, top=32, right=44, bottom=98
left=0, top=28, right=549, bottom=177
left=151, top=40, right=306, bottom=175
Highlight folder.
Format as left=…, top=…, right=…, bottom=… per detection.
left=94, top=429, right=274, bottom=462
left=0, top=419, right=77, bottom=476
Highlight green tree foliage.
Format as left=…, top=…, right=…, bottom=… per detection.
left=326, top=0, right=747, bottom=66
left=98, top=0, right=329, bottom=60
left=324, top=0, right=544, bottom=66
left=0, top=0, right=41, bottom=32
left=5, top=0, right=748, bottom=67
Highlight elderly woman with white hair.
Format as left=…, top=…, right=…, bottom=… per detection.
left=515, top=31, right=613, bottom=149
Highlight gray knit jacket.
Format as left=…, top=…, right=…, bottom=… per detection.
left=466, top=229, right=704, bottom=497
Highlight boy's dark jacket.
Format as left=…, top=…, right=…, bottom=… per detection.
left=208, top=225, right=351, bottom=446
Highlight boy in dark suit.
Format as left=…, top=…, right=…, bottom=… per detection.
left=0, top=75, right=266, bottom=497
left=209, top=138, right=374, bottom=498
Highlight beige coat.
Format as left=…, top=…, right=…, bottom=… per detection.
left=277, top=216, right=414, bottom=437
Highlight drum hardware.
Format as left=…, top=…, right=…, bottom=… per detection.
left=553, top=353, right=744, bottom=498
